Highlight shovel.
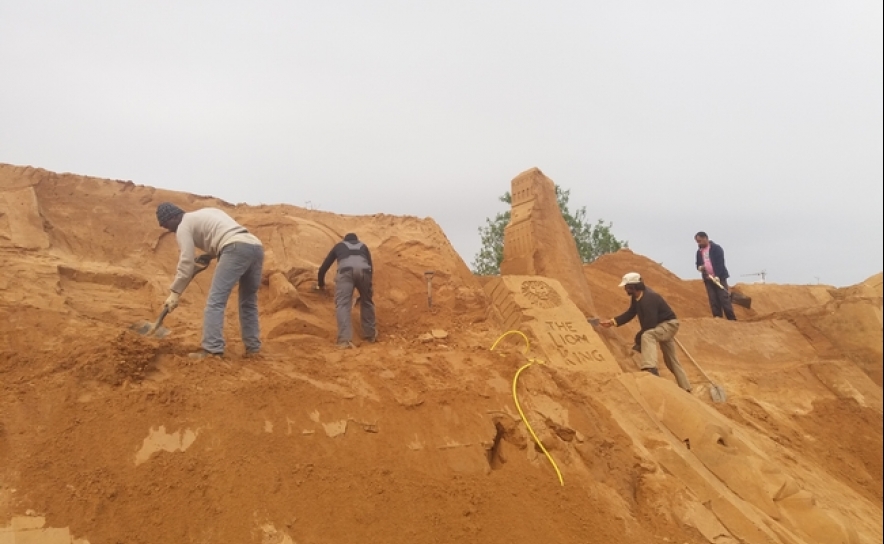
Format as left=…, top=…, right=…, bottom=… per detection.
left=132, top=305, right=174, bottom=338
left=674, top=337, right=726, bottom=403
left=132, top=258, right=212, bottom=338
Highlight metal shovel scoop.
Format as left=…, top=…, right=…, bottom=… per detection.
left=132, top=306, right=173, bottom=338
left=131, top=257, right=212, bottom=338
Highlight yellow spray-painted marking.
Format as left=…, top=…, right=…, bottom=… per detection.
left=490, top=330, right=564, bottom=487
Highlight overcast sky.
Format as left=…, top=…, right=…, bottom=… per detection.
left=2, top=1, right=881, bottom=287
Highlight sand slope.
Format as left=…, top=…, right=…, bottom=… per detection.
left=0, top=163, right=880, bottom=544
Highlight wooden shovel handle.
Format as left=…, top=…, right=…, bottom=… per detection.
left=674, top=337, right=715, bottom=383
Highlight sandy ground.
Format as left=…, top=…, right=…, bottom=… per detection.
left=0, top=163, right=881, bottom=544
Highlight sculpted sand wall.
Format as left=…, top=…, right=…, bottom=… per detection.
left=0, top=163, right=488, bottom=352
left=485, top=272, right=870, bottom=543
left=500, top=168, right=597, bottom=316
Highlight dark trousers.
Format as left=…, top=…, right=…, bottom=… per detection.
left=704, top=277, right=736, bottom=320
left=334, top=268, right=377, bottom=342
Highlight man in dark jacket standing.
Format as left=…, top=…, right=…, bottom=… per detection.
left=599, top=272, right=692, bottom=392
left=317, top=233, right=377, bottom=349
left=695, top=231, right=737, bottom=320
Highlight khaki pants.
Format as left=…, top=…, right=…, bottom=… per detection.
left=640, top=319, right=692, bottom=392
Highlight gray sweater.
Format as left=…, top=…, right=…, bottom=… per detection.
left=170, top=208, right=261, bottom=294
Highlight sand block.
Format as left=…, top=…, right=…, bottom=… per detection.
left=485, top=275, right=620, bottom=378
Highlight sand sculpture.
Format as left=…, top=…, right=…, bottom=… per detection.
left=486, top=166, right=872, bottom=543
left=500, top=167, right=598, bottom=317
left=0, top=163, right=881, bottom=544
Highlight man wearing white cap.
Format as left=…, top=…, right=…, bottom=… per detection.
left=599, top=272, right=692, bottom=392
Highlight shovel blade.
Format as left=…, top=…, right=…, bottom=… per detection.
left=131, top=320, right=171, bottom=338
left=709, top=384, right=727, bottom=403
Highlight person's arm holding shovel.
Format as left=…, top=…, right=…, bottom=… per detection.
left=163, top=220, right=216, bottom=312
left=163, top=232, right=196, bottom=313
left=163, top=253, right=214, bottom=313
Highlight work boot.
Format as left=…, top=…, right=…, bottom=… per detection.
left=642, top=367, right=660, bottom=376
left=365, top=330, right=379, bottom=343
left=188, top=350, right=223, bottom=360
left=243, top=349, right=262, bottom=359
left=336, top=341, right=356, bottom=350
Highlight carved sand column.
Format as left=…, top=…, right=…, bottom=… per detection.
left=500, top=167, right=597, bottom=317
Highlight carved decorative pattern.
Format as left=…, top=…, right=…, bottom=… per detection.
left=520, top=280, right=562, bottom=308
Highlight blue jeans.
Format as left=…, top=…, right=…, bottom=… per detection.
left=202, top=242, right=264, bottom=354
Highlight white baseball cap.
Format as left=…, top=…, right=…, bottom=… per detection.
left=618, top=272, right=642, bottom=287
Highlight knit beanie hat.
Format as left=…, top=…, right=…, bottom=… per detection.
left=156, top=202, right=184, bottom=226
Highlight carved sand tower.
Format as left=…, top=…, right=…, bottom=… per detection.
left=500, top=167, right=597, bottom=317
left=483, top=167, right=620, bottom=377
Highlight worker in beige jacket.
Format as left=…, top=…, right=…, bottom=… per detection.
left=156, top=202, right=264, bottom=359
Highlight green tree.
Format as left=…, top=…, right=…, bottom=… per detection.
left=472, top=185, right=627, bottom=275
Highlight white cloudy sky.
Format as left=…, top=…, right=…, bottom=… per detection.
left=2, top=1, right=881, bottom=287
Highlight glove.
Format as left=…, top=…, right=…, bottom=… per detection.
left=163, top=292, right=180, bottom=312
left=697, top=266, right=705, bottom=273
left=314, top=283, right=324, bottom=291
left=195, top=254, right=214, bottom=266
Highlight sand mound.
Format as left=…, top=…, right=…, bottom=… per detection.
left=1, top=163, right=881, bottom=544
